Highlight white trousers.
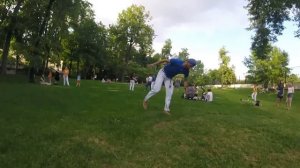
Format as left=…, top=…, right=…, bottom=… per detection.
left=63, top=76, right=69, bottom=86
left=129, top=80, right=135, bottom=91
left=144, top=69, right=174, bottom=112
left=251, top=92, right=257, bottom=101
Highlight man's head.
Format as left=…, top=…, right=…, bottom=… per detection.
left=184, top=58, right=197, bottom=69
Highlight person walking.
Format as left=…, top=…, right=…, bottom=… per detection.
left=143, top=58, right=197, bottom=115
left=286, top=83, right=295, bottom=110
left=63, top=67, right=70, bottom=86
left=76, top=73, right=81, bottom=87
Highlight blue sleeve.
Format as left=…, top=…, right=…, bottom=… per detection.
left=184, top=70, right=189, bottom=78
left=169, top=58, right=183, bottom=66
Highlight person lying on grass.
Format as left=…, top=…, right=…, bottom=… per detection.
left=143, top=57, right=197, bottom=115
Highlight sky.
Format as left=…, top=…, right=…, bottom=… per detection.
left=87, top=0, right=300, bottom=79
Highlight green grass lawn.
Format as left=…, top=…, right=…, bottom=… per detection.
left=0, top=75, right=300, bottom=168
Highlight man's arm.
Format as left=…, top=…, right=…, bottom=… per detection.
left=147, top=59, right=169, bottom=67
left=183, top=78, right=189, bottom=90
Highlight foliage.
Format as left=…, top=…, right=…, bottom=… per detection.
left=218, top=47, right=236, bottom=85
left=106, top=5, right=155, bottom=80
left=246, top=0, right=300, bottom=64
left=178, top=48, right=189, bottom=60
left=188, top=60, right=205, bottom=85
left=244, top=46, right=289, bottom=86
left=161, top=38, right=172, bottom=59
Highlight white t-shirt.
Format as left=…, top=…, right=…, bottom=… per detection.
left=287, top=86, right=294, bottom=94
left=206, top=92, right=213, bottom=102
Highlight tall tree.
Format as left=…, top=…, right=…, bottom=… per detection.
left=218, top=47, right=236, bottom=85
left=246, top=0, right=300, bottom=62
left=1, top=0, right=23, bottom=74
left=161, top=38, right=172, bottom=59
left=244, top=46, right=289, bottom=87
left=110, top=4, right=154, bottom=80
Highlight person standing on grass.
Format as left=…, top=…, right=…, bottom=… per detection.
left=63, top=67, right=70, bottom=86
left=48, top=69, right=53, bottom=84
left=251, top=84, right=258, bottom=101
left=54, top=68, right=60, bottom=84
left=143, top=58, right=197, bottom=115
left=286, top=83, right=295, bottom=110
left=76, top=73, right=81, bottom=87
left=129, top=73, right=137, bottom=91
left=276, top=80, right=284, bottom=107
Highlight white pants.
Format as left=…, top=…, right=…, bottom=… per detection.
left=129, top=80, right=135, bottom=91
left=251, top=92, right=257, bottom=101
left=144, top=69, right=174, bottom=112
left=63, top=75, right=69, bottom=86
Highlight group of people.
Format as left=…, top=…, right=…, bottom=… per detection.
left=140, top=57, right=296, bottom=115
left=275, top=81, right=295, bottom=110
left=184, top=85, right=213, bottom=102
left=250, top=80, right=295, bottom=110
left=41, top=67, right=81, bottom=87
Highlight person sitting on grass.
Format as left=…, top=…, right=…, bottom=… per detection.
left=184, top=84, right=197, bottom=100
left=205, top=88, right=213, bottom=102
left=40, top=74, right=51, bottom=85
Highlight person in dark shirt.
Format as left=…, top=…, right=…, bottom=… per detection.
left=276, top=80, right=284, bottom=107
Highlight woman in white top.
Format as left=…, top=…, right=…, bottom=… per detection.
left=205, top=88, right=213, bottom=102
left=286, top=83, right=295, bottom=110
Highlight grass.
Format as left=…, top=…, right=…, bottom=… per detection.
left=0, top=75, right=300, bottom=167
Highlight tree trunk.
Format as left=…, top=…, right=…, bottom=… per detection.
left=35, top=0, right=55, bottom=48
left=15, top=54, right=19, bottom=74
left=69, top=60, right=73, bottom=76
left=76, top=60, right=80, bottom=75
left=28, top=0, right=55, bottom=81
left=1, top=0, right=23, bottom=75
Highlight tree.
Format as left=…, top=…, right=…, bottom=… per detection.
left=206, top=69, right=220, bottom=85
left=161, top=39, right=172, bottom=59
left=218, top=47, right=236, bottom=85
left=188, top=60, right=205, bottom=85
left=244, top=46, right=289, bottom=87
left=109, top=4, right=154, bottom=80
left=246, top=0, right=300, bottom=40
left=246, top=0, right=300, bottom=81
left=178, top=48, right=189, bottom=60
left=1, top=0, right=23, bottom=74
